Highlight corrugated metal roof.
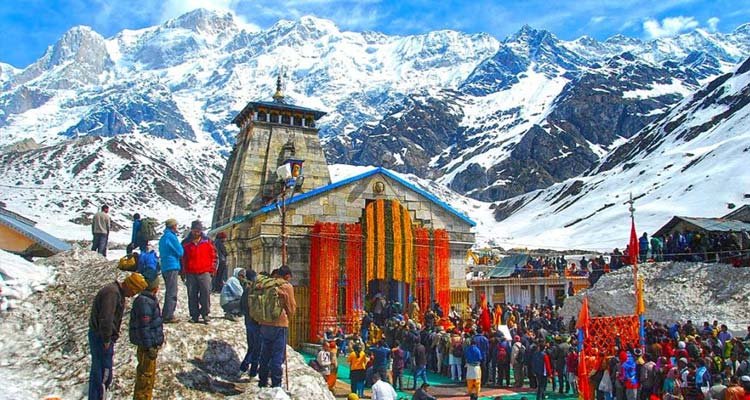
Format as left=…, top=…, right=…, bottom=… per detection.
left=489, top=254, right=529, bottom=278
left=0, top=213, right=71, bottom=255
left=678, top=217, right=750, bottom=232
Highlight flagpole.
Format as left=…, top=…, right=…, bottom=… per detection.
left=627, top=193, right=638, bottom=280
left=627, top=193, right=646, bottom=348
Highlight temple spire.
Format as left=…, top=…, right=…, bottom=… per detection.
left=272, top=74, right=285, bottom=103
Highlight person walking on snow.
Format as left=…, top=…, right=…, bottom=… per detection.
left=130, top=213, right=146, bottom=253
left=182, top=220, right=216, bottom=324
left=91, top=204, right=111, bottom=257
left=158, top=218, right=183, bottom=324
left=88, top=273, right=147, bottom=400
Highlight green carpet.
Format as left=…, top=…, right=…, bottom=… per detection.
left=301, top=351, right=461, bottom=397
left=481, top=391, right=579, bottom=400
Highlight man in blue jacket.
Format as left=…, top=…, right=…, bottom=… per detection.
left=159, top=218, right=183, bottom=323
left=371, top=340, right=392, bottom=383
left=129, top=285, right=164, bottom=400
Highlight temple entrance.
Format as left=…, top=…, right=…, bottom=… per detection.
left=307, top=198, right=452, bottom=341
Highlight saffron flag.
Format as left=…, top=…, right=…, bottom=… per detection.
left=629, top=219, right=639, bottom=266
left=635, top=276, right=646, bottom=315
left=576, top=296, right=590, bottom=330
left=479, top=293, right=492, bottom=334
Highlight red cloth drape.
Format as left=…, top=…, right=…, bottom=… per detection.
left=309, top=223, right=322, bottom=342
left=309, top=222, right=340, bottom=340
left=414, top=227, right=431, bottom=315
left=345, top=223, right=364, bottom=330
left=433, top=229, right=451, bottom=314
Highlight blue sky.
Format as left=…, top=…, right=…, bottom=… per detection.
left=1, top=0, right=749, bottom=68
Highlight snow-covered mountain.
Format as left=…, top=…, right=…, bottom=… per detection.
left=1, top=9, right=749, bottom=247
left=482, top=57, right=750, bottom=250
left=331, top=25, right=748, bottom=201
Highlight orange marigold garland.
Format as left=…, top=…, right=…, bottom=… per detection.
left=309, top=222, right=322, bottom=342
left=414, top=226, right=431, bottom=315
left=433, top=229, right=451, bottom=314
left=345, top=223, right=364, bottom=330
left=365, top=202, right=375, bottom=284
left=392, top=201, right=403, bottom=282
left=375, top=199, right=386, bottom=280
left=403, top=207, right=414, bottom=287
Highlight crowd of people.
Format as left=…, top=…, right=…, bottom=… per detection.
left=84, top=205, right=750, bottom=400
left=308, top=295, right=750, bottom=400
left=499, top=228, right=750, bottom=289
left=87, top=208, right=297, bottom=400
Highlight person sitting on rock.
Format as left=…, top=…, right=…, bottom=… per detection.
left=220, top=268, right=245, bottom=321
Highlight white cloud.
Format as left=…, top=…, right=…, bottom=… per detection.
left=642, top=16, right=699, bottom=39
left=590, top=16, right=607, bottom=24
left=707, top=17, right=720, bottom=32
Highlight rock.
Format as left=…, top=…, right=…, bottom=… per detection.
left=0, top=245, right=334, bottom=399
left=560, top=262, right=750, bottom=333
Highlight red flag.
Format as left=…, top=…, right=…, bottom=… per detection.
left=629, top=219, right=639, bottom=266
left=479, top=293, right=491, bottom=333
left=578, top=348, right=591, bottom=400
left=576, top=296, right=590, bottom=330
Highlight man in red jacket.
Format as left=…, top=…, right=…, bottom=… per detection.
left=182, top=220, right=217, bottom=324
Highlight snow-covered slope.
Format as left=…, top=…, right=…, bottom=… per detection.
left=0, top=135, right=224, bottom=243
left=1, top=9, right=749, bottom=248
left=484, top=57, right=750, bottom=250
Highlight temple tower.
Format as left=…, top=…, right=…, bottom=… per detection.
left=212, top=76, right=330, bottom=230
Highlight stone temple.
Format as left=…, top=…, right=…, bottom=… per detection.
left=211, top=79, right=475, bottom=344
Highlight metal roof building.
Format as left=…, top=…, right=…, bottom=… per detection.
left=653, top=216, right=750, bottom=238
left=0, top=208, right=71, bottom=257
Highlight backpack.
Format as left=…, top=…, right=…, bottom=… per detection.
left=247, top=274, right=286, bottom=323
left=118, top=253, right=139, bottom=271
left=452, top=343, right=464, bottom=358
left=136, top=217, right=159, bottom=242
left=496, top=343, right=508, bottom=363
left=516, top=344, right=526, bottom=364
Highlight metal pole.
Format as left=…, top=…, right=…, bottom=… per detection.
left=281, top=190, right=287, bottom=266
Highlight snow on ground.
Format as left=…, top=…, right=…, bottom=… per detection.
left=0, top=245, right=334, bottom=400
left=0, top=249, right=54, bottom=311
left=560, top=261, right=750, bottom=334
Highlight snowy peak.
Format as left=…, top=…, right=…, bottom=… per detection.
left=0, top=62, right=20, bottom=86
left=46, top=26, right=108, bottom=67
left=8, top=25, right=112, bottom=89
left=261, top=15, right=341, bottom=44
left=162, top=8, right=237, bottom=34
left=605, top=34, right=643, bottom=47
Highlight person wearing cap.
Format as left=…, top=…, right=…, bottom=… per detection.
left=88, top=272, right=147, bottom=400
left=212, top=232, right=229, bottom=293
left=159, top=218, right=183, bottom=323
left=182, top=220, right=217, bottom=324
left=129, top=282, right=164, bottom=400
left=257, top=265, right=297, bottom=389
